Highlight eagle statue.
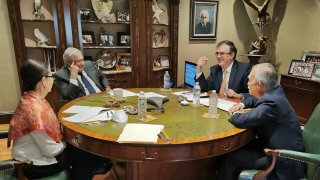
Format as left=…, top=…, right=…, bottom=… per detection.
left=33, top=28, right=51, bottom=46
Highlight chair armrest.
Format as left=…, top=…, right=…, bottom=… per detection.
left=278, top=150, right=320, bottom=165
left=0, top=130, right=9, bottom=139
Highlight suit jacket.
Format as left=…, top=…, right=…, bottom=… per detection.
left=54, top=61, right=110, bottom=101
left=196, top=60, right=251, bottom=93
left=229, top=86, right=305, bottom=179
left=195, top=22, right=213, bottom=34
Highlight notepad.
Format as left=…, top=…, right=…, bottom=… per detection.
left=117, top=123, right=164, bottom=144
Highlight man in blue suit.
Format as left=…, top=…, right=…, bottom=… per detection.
left=217, top=63, right=305, bottom=180
left=196, top=40, right=251, bottom=99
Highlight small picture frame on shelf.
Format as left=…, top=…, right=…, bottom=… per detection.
left=117, top=53, right=131, bottom=70
left=288, top=60, right=303, bottom=75
left=311, top=63, right=320, bottom=81
left=117, top=10, right=130, bottom=22
left=80, top=8, right=91, bottom=21
left=290, top=61, right=315, bottom=78
left=153, top=29, right=169, bottom=48
left=153, top=56, right=161, bottom=67
left=82, top=31, right=95, bottom=45
left=117, top=32, right=130, bottom=46
left=100, top=34, right=115, bottom=46
left=301, top=51, right=320, bottom=63
left=159, top=55, right=170, bottom=67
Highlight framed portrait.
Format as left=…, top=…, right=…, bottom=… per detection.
left=153, top=29, right=169, bottom=48
left=159, top=55, right=169, bottom=67
left=82, top=31, right=95, bottom=45
left=288, top=60, right=303, bottom=75
left=153, top=56, right=161, bottom=67
left=117, top=53, right=131, bottom=69
left=117, top=10, right=130, bottom=22
left=80, top=8, right=91, bottom=21
left=290, top=61, right=315, bottom=78
left=117, top=32, right=130, bottom=46
left=100, top=34, right=115, bottom=46
left=190, top=0, right=219, bottom=40
left=311, top=63, right=320, bottom=81
left=301, top=51, right=320, bottom=63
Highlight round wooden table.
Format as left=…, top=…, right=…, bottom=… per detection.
left=59, top=89, right=252, bottom=180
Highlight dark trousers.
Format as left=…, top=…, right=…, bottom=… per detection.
left=24, top=150, right=68, bottom=179
left=216, top=140, right=270, bottom=180
left=66, top=143, right=112, bottom=180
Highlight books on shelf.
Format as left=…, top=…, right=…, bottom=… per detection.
left=117, top=123, right=164, bottom=144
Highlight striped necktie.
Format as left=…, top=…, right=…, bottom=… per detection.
left=80, top=73, right=96, bottom=94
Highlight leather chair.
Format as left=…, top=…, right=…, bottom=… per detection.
left=0, top=129, right=68, bottom=180
left=239, top=103, right=320, bottom=180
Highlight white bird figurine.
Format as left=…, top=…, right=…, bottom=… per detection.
left=33, top=28, right=51, bottom=46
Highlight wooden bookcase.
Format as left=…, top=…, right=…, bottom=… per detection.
left=7, top=0, right=179, bottom=112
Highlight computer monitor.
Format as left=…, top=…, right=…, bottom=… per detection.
left=184, top=61, right=197, bottom=88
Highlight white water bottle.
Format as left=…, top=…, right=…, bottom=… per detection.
left=163, top=71, right=170, bottom=89
left=208, top=90, right=218, bottom=118
left=193, top=82, right=201, bottom=107
left=138, top=91, right=147, bottom=120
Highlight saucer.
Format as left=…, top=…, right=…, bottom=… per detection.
left=181, top=100, right=189, bottom=106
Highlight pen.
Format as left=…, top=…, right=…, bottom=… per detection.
left=160, top=130, right=170, bottom=144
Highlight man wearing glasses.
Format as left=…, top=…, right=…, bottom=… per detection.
left=195, top=40, right=251, bottom=99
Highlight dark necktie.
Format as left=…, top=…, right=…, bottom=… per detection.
left=80, top=73, right=96, bottom=94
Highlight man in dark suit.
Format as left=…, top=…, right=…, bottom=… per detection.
left=54, top=47, right=112, bottom=179
left=196, top=40, right=251, bottom=99
left=195, top=10, right=213, bottom=34
left=54, top=47, right=111, bottom=101
left=217, top=63, right=305, bottom=180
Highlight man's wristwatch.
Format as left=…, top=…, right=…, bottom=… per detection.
left=239, top=93, right=244, bottom=101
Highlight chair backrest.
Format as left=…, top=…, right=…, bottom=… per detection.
left=302, top=103, right=320, bottom=179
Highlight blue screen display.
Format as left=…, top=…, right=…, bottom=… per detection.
left=184, top=61, right=197, bottom=88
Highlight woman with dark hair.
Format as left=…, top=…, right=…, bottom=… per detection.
left=8, top=59, right=68, bottom=179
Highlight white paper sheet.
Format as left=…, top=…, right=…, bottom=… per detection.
left=109, top=89, right=138, bottom=97
left=117, top=123, right=164, bottom=144
left=200, top=98, right=237, bottom=112
left=144, top=92, right=166, bottom=98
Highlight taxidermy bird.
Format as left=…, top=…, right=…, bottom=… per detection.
left=152, top=0, right=166, bottom=24
left=33, top=28, right=51, bottom=46
left=243, top=0, right=271, bottom=30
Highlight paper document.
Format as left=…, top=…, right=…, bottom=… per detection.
left=109, top=89, right=137, bottom=97
left=117, top=123, right=164, bottom=144
left=200, top=98, right=237, bottom=112
left=62, top=105, right=110, bottom=123
left=144, top=92, right=166, bottom=98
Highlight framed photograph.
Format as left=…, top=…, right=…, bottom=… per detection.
left=288, top=60, right=303, bottom=75
left=152, top=0, right=169, bottom=25
left=117, top=32, right=130, bottom=46
left=159, top=55, right=169, bottom=67
left=117, top=10, right=130, bottom=22
left=301, top=51, right=320, bottom=63
left=190, top=0, right=219, bottom=40
left=153, top=56, right=161, bottom=67
left=291, top=61, right=315, bottom=78
left=100, top=34, right=115, bottom=46
left=82, top=31, right=95, bottom=45
left=153, top=29, right=169, bottom=48
left=80, top=8, right=91, bottom=21
left=117, top=53, right=131, bottom=69
left=311, top=63, right=320, bottom=81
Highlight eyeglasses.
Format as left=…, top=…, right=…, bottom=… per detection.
left=215, top=52, right=231, bottom=56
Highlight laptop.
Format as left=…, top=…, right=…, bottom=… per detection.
left=183, top=61, right=197, bottom=89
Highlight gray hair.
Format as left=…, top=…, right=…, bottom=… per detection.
left=253, top=63, right=278, bottom=92
left=200, top=10, right=209, bottom=17
left=63, top=47, right=82, bottom=64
